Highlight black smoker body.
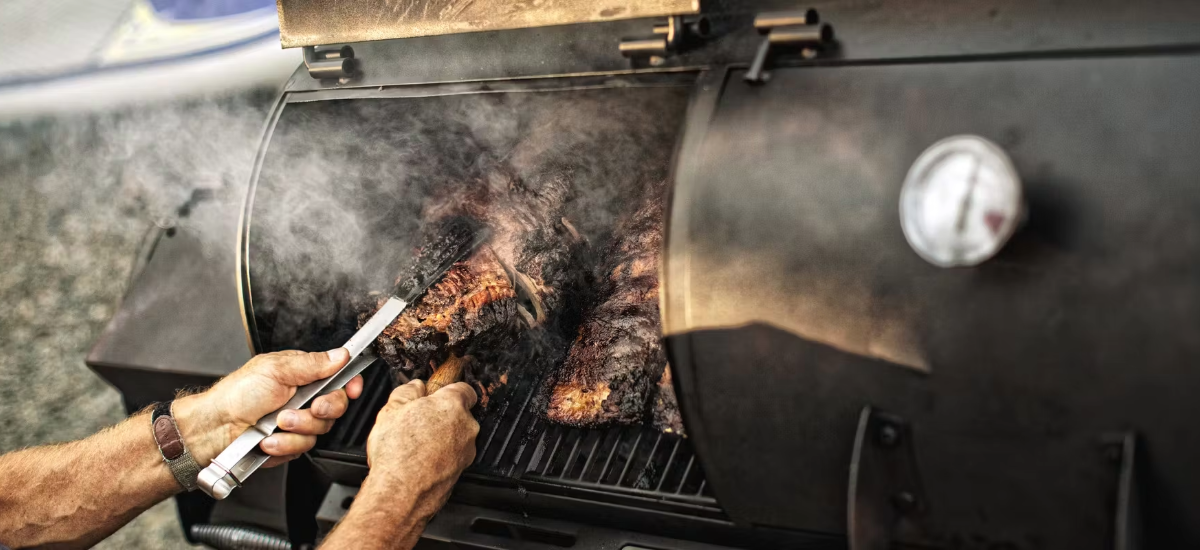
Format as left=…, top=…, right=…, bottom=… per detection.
left=89, top=1, right=1200, bottom=548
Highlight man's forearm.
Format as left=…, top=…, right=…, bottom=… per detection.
left=0, top=394, right=230, bottom=549
left=0, top=409, right=177, bottom=548
left=320, top=474, right=429, bottom=550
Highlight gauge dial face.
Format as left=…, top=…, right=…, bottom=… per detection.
left=900, top=135, right=1023, bottom=267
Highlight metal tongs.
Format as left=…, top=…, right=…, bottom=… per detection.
left=199, top=219, right=487, bottom=499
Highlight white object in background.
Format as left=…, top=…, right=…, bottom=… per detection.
left=900, top=135, right=1024, bottom=267
left=0, top=0, right=300, bottom=122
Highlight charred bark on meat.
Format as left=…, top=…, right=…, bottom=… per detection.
left=363, top=168, right=586, bottom=387
left=545, top=182, right=668, bottom=427
left=362, top=245, right=520, bottom=374
left=651, top=366, right=685, bottom=436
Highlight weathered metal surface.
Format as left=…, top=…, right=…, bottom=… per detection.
left=276, top=0, right=699, bottom=48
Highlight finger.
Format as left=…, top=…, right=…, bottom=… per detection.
left=264, top=348, right=350, bottom=386
left=311, top=390, right=349, bottom=420
left=263, top=454, right=300, bottom=468
left=388, top=379, right=426, bottom=406
left=261, top=432, right=318, bottom=456
left=277, top=409, right=335, bottom=435
left=435, top=381, right=478, bottom=410
left=346, top=375, right=364, bottom=400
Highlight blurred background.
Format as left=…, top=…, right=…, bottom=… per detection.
left=0, top=1, right=299, bottom=546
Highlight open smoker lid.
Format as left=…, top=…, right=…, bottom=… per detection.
left=663, top=55, right=1200, bottom=548
left=275, top=0, right=699, bottom=48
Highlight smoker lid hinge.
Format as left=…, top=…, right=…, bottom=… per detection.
left=619, top=15, right=711, bottom=67
left=847, top=406, right=928, bottom=550
left=743, top=9, right=834, bottom=85
left=304, top=45, right=358, bottom=82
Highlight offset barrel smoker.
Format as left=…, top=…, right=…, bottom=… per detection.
left=89, top=0, right=1200, bottom=548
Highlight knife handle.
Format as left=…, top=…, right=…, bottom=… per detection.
left=427, top=354, right=471, bottom=393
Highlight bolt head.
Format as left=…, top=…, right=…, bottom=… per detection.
left=877, top=423, right=901, bottom=447
left=892, top=491, right=918, bottom=514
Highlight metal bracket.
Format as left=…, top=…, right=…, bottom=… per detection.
left=847, top=406, right=927, bottom=550
left=619, top=15, right=710, bottom=66
left=1104, top=432, right=1143, bottom=550
left=744, top=9, right=833, bottom=84
left=304, top=45, right=357, bottom=81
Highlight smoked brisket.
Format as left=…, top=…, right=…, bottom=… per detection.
left=545, top=183, right=667, bottom=427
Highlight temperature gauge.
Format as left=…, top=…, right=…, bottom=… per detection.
left=900, top=135, right=1023, bottom=267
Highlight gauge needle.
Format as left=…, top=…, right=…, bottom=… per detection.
left=954, top=155, right=982, bottom=235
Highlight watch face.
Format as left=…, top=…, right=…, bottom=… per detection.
left=900, top=135, right=1023, bottom=267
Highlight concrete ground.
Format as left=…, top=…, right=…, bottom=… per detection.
left=0, top=90, right=273, bottom=548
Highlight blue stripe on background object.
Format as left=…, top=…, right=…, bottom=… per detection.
left=149, top=0, right=275, bottom=20
left=0, top=29, right=280, bottom=88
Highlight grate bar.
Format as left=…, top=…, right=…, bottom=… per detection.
left=489, top=383, right=537, bottom=468
left=558, top=431, right=583, bottom=479
left=655, top=438, right=682, bottom=492
left=696, top=479, right=707, bottom=497
left=578, top=434, right=603, bottom=482
left=475, top=394, right=512, bottom=464
left=635, top=433, right=663, bottom=488
left=676, top=455, right=695, bottom=494
left=616, top=430, right=645, bottom=486
left=597, top=428, right=622, bottom=483
left=520, top=427, right=551, bottom=476
left=519, top=474, right=719, bottom=507
left=541, top=428, right=566, bottom=476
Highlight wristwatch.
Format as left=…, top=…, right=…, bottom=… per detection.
left=151, top=401, right=202, bottom=491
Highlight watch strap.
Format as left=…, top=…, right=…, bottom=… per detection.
left=152, top=401, right=201, bottom=491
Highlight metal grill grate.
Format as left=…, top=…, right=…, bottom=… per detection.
left=522, top=425, right=713, bottom=503
left=470, top=375, right=715, bottom=506
left=319, top=359, right=392, bottom=452
left=319, top=359, right=716, bottom=508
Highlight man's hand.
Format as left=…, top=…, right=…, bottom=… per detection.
left=366, top=380, right=479, bottom=499
left=321, top=380, right=478, bottom=550
left=174, top=348, right=364, bottom=467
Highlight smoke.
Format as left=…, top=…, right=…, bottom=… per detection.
left=0, top=90, right=276, bottom=268
left=0, top=90, right=275, bottom=406
left=0, top=91, right=278, bottom=550
left=0, top=80, right=690, bottom=370
left=250, top=84, right=690, bottom=353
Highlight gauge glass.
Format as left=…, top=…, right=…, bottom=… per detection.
left=900, top=135, right=1023, bottom=267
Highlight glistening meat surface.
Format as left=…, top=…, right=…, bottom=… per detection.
left=365, top=172, right=583, bottom=390
left=364, top=246, right=519, bottom=374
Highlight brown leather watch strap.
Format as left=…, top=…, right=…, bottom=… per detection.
left=153, top=415, right=185, bottom=460
left=151, top=401, right=201, bottom=491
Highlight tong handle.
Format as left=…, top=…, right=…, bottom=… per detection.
left=198, top=354, right=379, bottom=499
left=198, top=297, right=407, bottom=499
